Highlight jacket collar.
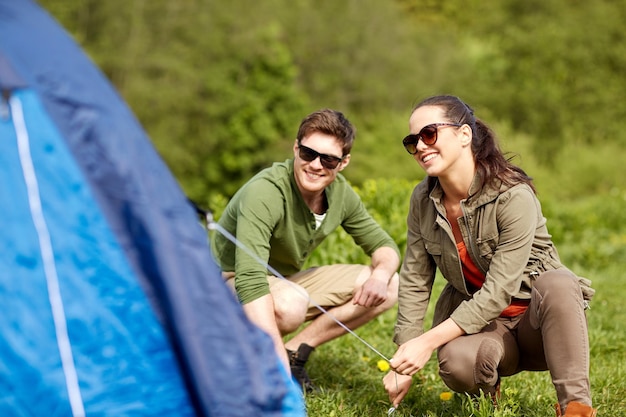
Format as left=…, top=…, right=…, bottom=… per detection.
left=428, top=172, right=503, bottom=209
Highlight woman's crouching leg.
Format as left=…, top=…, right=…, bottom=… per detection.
left=438, top=321, right=517, bottom=396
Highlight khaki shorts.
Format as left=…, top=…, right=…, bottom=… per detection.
left=225, top=264, right=368, bottom=321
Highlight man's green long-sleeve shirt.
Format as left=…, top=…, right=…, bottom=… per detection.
left=212, top=159, right=399, bottom=304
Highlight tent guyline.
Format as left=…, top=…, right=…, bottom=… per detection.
left=191, top=201, right=393, bottom=364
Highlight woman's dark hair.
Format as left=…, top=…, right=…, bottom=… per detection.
left=414, top=95, right=536, bottom=193
left=297, top=109, right=355, bottom=156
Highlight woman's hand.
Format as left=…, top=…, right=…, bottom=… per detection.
left=389, top=336, right=435, bottom=376
left=383, top=371, right=413, bottom=407
left=391, top=319, right=465, bottom=375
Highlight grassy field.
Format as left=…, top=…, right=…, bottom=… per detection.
left=299, top=262, right=624, bottom=416
left=281, top=175, right=625, bottom=417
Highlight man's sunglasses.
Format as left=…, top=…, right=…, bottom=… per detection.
left=402, top=123, right=462, bottom=155
left=297, top=143, right=345, bottom=169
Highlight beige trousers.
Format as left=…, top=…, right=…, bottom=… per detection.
left=437, top=270, right=592, bottom=409
left=226, top=264, right=368, bottom=321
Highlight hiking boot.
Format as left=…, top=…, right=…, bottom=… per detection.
left=555, top=401, right=597, bottom=417
left=287, top=343, right=318, bottom=393
left=489, top=378, right=501, bottom=407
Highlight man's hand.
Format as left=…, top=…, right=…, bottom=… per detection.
left=352, top=274, right=388, bottom=307
left=353, top=246, right=400, bottom=307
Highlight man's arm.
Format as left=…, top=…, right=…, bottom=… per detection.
left=220, top=179, right=291, bottom=369
left=352, top=246, right=400, bottom=307
left=242, top=294, right=290, bottom=372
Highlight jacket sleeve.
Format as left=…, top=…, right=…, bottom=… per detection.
left=232, top=180, right=284, bottom=304
left=451, top=186, right=538, bottom=333
left=393, top=186, right=436, bottom=345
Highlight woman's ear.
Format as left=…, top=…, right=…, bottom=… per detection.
left=460, top=124, right=473, bottom=146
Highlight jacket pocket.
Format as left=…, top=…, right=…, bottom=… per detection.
left=476, top=235, right=498, bottom=262
left=424, top=238, right=442, bottom=256
left=578, top=276, right=595, bottom=302
left=423, top=237, right=442, bottom=264
left=421, top=237, right=443, bottom=275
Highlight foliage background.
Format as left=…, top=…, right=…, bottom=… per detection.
left=38, top=0, right=626, bottom=415
left=40, top=0, right=626, bottom=203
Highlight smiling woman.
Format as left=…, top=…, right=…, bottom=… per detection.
left=384, top=95, right=597, bottom=417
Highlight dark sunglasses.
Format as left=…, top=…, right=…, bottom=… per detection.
left=297, top=143, right=345, bottom=169
left=402, top=123, right=462, bottom=155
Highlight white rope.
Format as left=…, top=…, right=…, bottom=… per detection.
left=10, top=96, right=86, bottom=417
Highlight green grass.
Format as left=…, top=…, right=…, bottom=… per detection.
left=299, top=263, right=625, bottom=416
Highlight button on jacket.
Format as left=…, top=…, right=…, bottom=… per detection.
left=213, top=159, right=400, bottom=305
left=394, top=175, right=594, bottom=345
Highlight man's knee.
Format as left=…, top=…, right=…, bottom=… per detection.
left=272, top=283, right=309, bottom=334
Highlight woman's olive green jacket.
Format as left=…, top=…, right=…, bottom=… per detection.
left=394, top=175, right=594, bottom=345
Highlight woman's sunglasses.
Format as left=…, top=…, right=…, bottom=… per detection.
left=297, top=143, right=345, bottom=169
left=402, top=123, right=462, bottom=155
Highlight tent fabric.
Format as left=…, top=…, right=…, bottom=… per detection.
left=0, top=1, right=305, bottom=416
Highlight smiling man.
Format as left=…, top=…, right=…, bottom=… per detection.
left=212, top=109, right=400, bottom=393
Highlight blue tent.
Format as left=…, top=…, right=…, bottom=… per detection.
left=0, top=1, right=305, bottom=416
